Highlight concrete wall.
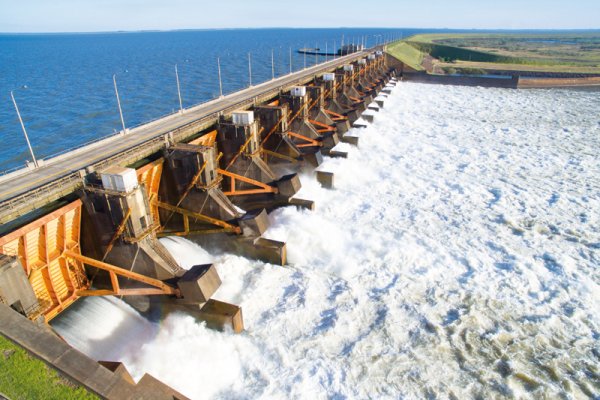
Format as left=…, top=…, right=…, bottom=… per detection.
left=475, top=69, right=600, bottom=79
left=403, top=72, right=519, bottom=89
left=0, top=304, right=189, bottom=400
left=0, top=255, right=39, bottom=318
left=385, top=53, right=421, bottom=75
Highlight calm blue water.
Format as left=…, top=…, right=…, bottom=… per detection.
left=0, top=28, right=524, bottom=172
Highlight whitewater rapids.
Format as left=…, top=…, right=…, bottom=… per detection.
left=53, top=82, right=600, bottom=399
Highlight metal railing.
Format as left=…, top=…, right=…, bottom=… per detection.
left=0, top=164, right=27, bottom=178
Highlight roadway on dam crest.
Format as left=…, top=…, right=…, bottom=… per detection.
left=0, top=50, right=370, bottom=220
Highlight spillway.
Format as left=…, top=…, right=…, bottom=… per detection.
left=53, top=82, right=600, bottom=399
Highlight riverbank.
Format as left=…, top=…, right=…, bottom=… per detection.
left=386, top=32, right=600, bottom=88
left=396, top=71, right=600, bottom=89
left=518, top=76, right=600, bottom=88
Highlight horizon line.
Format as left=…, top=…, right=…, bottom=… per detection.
left=1, top=26, right=600, bottom=35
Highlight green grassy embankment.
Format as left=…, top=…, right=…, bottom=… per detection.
left=0, top=334, right=98, bottom=400
left=394, top=33, right=600, bottom=74
left=385, top=41, right=425, bottom=71
left=406, top=41, right=527, bottom=64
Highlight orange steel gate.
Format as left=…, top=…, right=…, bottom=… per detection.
left=0, top=200, right=89, bottom=322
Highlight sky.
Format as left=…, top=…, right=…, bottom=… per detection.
left=0, top=0, right=599, bottom=33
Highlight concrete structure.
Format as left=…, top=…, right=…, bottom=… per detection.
left=316, top=171, right=335, bottom=189
left=0, top=255, right=40, bottom=320
left=177, top=264, right=221, bottom=303
left=255, top=103, right=302, bottom=165
left=402, top=72, right=519, bottom=88
left=0, top=48, right=384, bottom=225
left=159, top=141, right=243, bottom=233
left=0, top=43, right=396, bottom=397
left=81, top=168, right=184, bottom=281
left=384, top=51, right=521, bottom=89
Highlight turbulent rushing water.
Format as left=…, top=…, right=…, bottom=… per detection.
left=53, top=82, right=600, bottom=399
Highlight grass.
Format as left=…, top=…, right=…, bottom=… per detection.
left=0, top=334, right=98, bottom=400
left=389, top=33, right=600, bottom=74
left=385, top=41, right=425, bottom=71
left=407, top=41, right=525, bottom=64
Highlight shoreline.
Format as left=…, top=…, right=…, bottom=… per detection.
left=386, top=53, right=600, bottom=89
left=517, top=76, right=600, bottom=88
left=399, top=71, right=600, bottom=90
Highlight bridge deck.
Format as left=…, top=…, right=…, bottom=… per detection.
left=0, top=50, right=370, bottom=224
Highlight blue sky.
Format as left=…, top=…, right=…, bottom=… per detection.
left=1, top=0, right=598, bottom=32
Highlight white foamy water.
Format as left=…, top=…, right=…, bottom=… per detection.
left=53, top=83, right=600, bottom=399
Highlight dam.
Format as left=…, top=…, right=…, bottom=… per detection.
left=0, top=41, right=400, bottom=398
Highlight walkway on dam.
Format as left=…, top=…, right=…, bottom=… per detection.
left=0, top=50, right=368, bottom=220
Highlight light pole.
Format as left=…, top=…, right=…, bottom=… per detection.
left=333, top=39, right=337, bottom=59
left=304, top=44, right=306, bottom=69
left=375, top=34, right=382, bottom=47
left=10, top=90, right=39, bottom=168
left=289, top=47, right=292, bottom=74
left=325, top=42, right=328, bottom=62
left=271, top=49, right=275, bottom=80
left=175, top=64, right=183, bottom=113
left=112, top=74, right=127, bottom=135
left=248, top=52, right=252, bottom=87
left=217, top=57, right=223, bottom=97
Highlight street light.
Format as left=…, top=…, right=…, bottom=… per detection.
left=175, top=64, right=183, bottom=113
left=112, top=74, right=127, bottom=135
left=271, top=49, right=275, bottom=80
left=217, top=57, right=223, bottom=97
left=304, top=44, right=306, bottom=69
left=374, top=34, right=382, bottom=47
left=10, top=89, right=39, bottom=168
left=248, top=52, right=252, bottom=87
